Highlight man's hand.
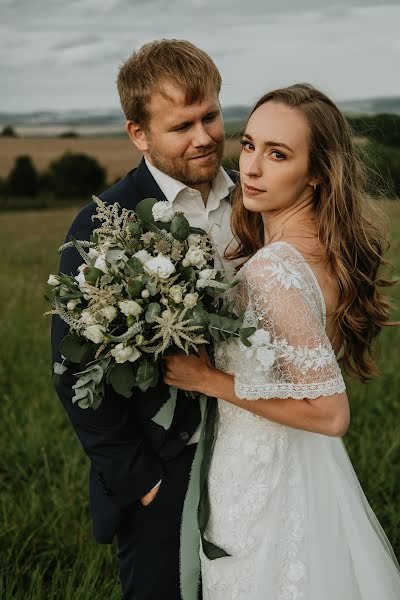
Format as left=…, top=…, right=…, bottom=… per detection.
left=140, top=482, right=161, bottom=506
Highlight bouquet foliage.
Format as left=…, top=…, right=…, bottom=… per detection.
left=47, top=196, right=255, bottom=410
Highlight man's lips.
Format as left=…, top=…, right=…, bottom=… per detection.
left=243, top=182, right=266, bottom=195
left=189, top=150, right=217, bottom=161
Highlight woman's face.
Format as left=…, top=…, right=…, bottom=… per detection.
left=240, top=101, right=316, bottom=215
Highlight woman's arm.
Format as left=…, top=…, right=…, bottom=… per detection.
left=163, top=351, right=350, bottom=437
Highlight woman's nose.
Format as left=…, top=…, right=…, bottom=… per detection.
left=243, top=154, right=263, bottom=177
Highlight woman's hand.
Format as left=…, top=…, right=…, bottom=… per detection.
left=163, top=347, right=214, bottom=394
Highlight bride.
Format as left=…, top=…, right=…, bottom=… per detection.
left=164, top=83, right=400, bottom=599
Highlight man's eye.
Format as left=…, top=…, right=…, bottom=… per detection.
left=174, top=124, right=189, bottom=132
left=203, top=113, right=218, bottom=122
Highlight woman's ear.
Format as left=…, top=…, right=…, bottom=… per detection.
left=125, top=120, right=149, bottom=152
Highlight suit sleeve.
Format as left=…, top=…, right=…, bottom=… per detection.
left=51, top=205, right=164, bottom=509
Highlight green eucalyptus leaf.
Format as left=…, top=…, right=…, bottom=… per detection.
left=109, top=362, right=135, bottom=398
left=126, top=256, right=145, bottom=274
left=60, top=334, right=88, bottom=363
left=84, top=266, right=103, bottom=285
left=136, top=360, right=157, bottom=392
left=106, top=248, right=126, bottom=263
left=135, top=197, right=158, bottom=223
left=145, top=302, right=161, bottom=323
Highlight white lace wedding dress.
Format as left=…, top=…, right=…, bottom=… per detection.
left=200, top=241, right=400, bottom=599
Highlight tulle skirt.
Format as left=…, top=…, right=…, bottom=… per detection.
left=201, top=426, right=400, bottom=599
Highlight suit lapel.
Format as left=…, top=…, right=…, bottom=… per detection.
left=133, top=158, right=168, bottom=204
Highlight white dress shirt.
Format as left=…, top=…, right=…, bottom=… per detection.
left=145, top=158, right=237, bottom=447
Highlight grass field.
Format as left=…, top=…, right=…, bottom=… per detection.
left=0, top=137, right=242, bottom=184
left=0, top=203, right=399, bottom=598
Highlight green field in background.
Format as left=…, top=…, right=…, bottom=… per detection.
left=0, top=203, right=399, bottom=598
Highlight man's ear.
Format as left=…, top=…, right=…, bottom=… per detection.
left=126, top=120, right=149, bottom=152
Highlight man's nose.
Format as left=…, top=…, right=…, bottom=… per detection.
left=192, top=123, right=213, bottom=148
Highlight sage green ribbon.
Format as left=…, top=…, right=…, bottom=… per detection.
left=152, top=390, right=229, bottom=600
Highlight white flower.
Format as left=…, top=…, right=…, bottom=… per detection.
left=152, top=201, right=175, bottom=223
left=199, top=268, right=217, bottom=280
left=183, top=293, right=198, bottom=309
left=187, top=234, right=201, bottom=246
left=77, top=264, right=87, bottom=273
left=83, top=325, right=106, bottom=344
left=80, top=309, right=97, bottom=325
left=248, top=329, right=271, bottom=347
left=67, top=299, right=80, bottom=311
left=144, top=255, right=175, bottom=279
left=53, top=362, right=67, bottom=375
left=111, top=343, right=141, bottom=364
left=100, top=305, right=117, bottom=322
left=118, top=300, right=143, bottom=317
left=94, top=254, right=108, bottom=273
left=133, top=249, right=152, bottom=264
left=184, top=246, right=206, bottom=268
left=169, top=284, right=183, bottom=304
left=88, top=248, right=99, bottom=259
left=75, top=271, right=90, bottom=292
left=47, top=274, right=60, bottom=286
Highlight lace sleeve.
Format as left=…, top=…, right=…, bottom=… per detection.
left=234, top=245, right=346, bottom=401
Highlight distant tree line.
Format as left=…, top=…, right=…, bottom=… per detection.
left=0, top=152, right=106, bottom=208
left=0, top=113, right=399, bottom=210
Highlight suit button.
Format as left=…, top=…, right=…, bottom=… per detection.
left=180, top=431, right=190, bottom=441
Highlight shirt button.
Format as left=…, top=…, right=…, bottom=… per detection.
left=180, top=431, right=190, bottom=441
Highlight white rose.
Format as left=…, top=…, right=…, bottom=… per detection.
left=118, top=300, right=143, bottom=317
left=111, top=343, right=141, bottom=364
left=133, top=249, right=152, bottom=264
left=100, top=305, right=117, bottom=322
left=80, top=309, right=97, bottom=325
left=169, top=285, right=183, bottom=304
left=77, top=264, right=87, bottom=273
left=47, top=274, right=60, bottom=286
left=144, top=255, right=175, bottom=279
left=53, top=362, right=67, bottom=375
left=184, top=247, right=206, bottom=268
left=183, top=293, right=198, bottom=309
left=187, top=234, right=201, bottom=246
left=94, top=254, right=108, bottom=273
left=67, top=299, right=80, bottom=311
left=83, top=325, right=106, bottom=344
left=199, top=268, right=217, bottom=280
left=152, top=201, right=175, bottom=223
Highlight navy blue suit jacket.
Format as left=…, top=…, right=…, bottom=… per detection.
left=51, top=159, right=238, bottom=543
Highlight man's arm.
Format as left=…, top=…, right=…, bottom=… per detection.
left=51, top=206, right=164, bottom=509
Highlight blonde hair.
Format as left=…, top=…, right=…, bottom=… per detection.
left=228, top=83, right=396, bottom=382
left=117, top=39, right=221, bottom=128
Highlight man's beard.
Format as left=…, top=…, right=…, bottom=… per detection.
left=146, top=139, right=225, bottom=186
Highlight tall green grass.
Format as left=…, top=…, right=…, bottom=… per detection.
left=0, top=203, right=399, bottom=597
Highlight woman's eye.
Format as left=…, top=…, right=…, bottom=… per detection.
left=240, top=139, right=253, bottom=151
left=271, top=150, right=286, bottom=160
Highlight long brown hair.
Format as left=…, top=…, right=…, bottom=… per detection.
left=228, top=83, right=396, bottom=382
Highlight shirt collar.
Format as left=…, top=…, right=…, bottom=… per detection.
left=144, top=157, right=235, bottom=206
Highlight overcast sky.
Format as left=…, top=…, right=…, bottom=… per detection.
left=1, top=0, right=399, bottom=112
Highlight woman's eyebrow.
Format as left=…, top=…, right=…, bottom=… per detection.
left=242, top=132, right=293, bottom=152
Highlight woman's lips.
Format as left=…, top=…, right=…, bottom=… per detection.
left=243, top=183, right=266, bottom=196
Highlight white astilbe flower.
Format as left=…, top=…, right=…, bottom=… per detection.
left=143, top=307, right=208, bottom=357
left=91, top=196, right=134, bottom=239
left=109, top=322, right=143, bottom=343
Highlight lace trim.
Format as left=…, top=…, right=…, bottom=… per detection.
left=235, top=377, right=346, bottom=401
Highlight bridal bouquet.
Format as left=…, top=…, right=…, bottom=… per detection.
left=47, top=196, right=255, bottom=410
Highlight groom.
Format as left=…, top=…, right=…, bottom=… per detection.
left=51, top=39, right=238, bottom=600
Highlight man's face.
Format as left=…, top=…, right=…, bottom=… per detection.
left=140, top=82, right=225, bottom=186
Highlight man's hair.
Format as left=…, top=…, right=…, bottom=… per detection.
left=117, top=39, right=222, bottom=128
